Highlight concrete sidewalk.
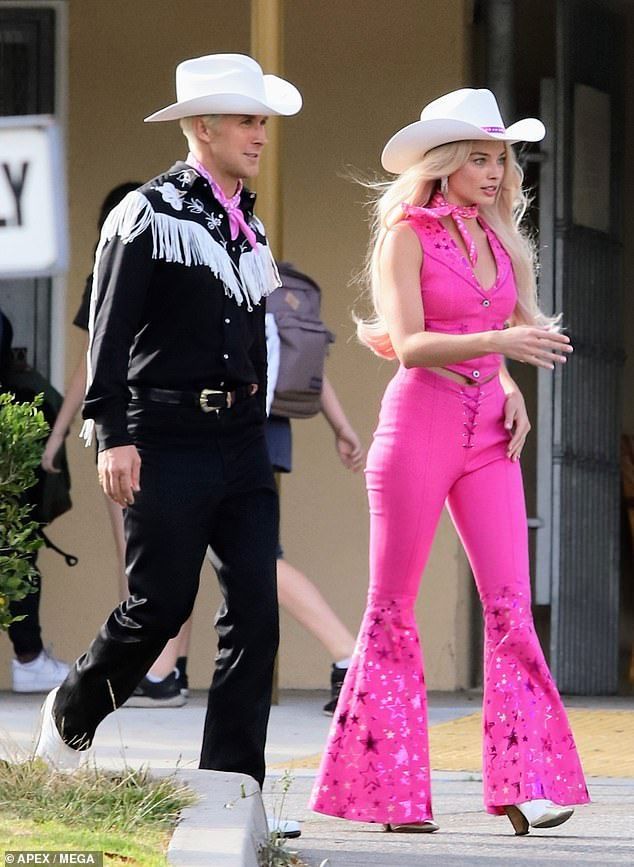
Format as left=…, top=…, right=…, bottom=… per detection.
left=1, top=690, right=633, bottom=865
left=262, top=692, right=634, bottom=866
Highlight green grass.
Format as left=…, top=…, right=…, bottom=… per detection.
left=0, top=818, right=170, bottom=866
left=0, top=760, right=196, bottom=866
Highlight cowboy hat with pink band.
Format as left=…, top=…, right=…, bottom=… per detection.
left=381, top=88, right=545, bottom=174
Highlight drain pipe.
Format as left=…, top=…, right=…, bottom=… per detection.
left=483, top=0, right=515, bottom=119
left=468, top=0, right=517, bottom=691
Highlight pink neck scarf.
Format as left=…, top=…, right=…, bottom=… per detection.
left=186, top=153, right=258, bottom=250
left=403, top=191, right=479, bottom=265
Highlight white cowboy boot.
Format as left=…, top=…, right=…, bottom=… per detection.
left=505, top=799, right=574, bottom=835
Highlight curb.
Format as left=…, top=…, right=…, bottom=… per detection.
left=153, top=768, right=268, bottom=866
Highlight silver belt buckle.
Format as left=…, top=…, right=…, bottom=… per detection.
left=199, top=388, right=225, bottom=413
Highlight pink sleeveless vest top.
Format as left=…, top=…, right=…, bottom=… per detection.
left=404, top=211, right=517, bottom=382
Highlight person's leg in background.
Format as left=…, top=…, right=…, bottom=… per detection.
left=126, top=618, right=193, bottom=707
left=175, top=616, right=193, bottom=697
left=273, top=463, right=356, bottom=715
left=8, top=556, right=70, bottom=692
left=276, top=558, right=355, bottom=715
left=104, top=491, right=193, bottom=707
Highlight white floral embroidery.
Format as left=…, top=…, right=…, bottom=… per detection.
left=176, top=169, right=196, bottom=186
left=206, top=213, right=224, bottom=230
left=153, top=182, right=187, bottom=211
left=186, top=197, right=205, bottom=214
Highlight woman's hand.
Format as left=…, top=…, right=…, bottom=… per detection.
left=493, top=326, right=573, bottom=369
left=503, top=387, right=530, bottom=461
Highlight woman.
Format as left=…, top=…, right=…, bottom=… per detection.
left=309, top=88, right=589, bottom=836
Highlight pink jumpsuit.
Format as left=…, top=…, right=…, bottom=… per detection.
left=310, top=211, right=589, bottom=824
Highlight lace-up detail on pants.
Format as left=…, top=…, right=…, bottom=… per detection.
left=461, top=386, right=482, bottom=448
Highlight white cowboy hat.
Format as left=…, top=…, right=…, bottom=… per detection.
left=381, top=88, right=545, bottom=174
left=144, top=53, right=302, bottom=122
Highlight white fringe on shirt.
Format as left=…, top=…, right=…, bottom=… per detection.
left=99, top=191, right=280, bottom=309
left=80, top=190, right=280, bottom=446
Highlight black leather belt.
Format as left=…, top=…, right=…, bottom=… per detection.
left=129, top=385, right=254, bottom=413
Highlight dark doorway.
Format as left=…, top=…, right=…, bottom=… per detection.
left=0, top=5, right=56, bottom=377
left=475, top=0, right=627, bottom=695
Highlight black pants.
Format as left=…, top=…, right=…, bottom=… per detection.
left=54, top=400, right=279, bottom=786
left=8, top=554, right=43, bottom=657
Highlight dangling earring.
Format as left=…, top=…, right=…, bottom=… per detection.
left=440, top=176, right=449, bottom=197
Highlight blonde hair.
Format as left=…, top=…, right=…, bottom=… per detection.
left=355, top=140, right=558, bottom=359
left=179, top=114, right=221, bottom=146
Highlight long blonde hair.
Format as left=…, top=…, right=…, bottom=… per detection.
left=355, top=140, right=557, bottom=359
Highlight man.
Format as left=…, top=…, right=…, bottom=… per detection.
left=35, top=54, right=302, bottom=792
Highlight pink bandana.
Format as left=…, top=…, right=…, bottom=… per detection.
left=186, top=153, right=258, bottom=250
left=403, top=191, right=479, bottom=265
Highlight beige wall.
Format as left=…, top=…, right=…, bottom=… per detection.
left=0, top=0, right=475, bottom=692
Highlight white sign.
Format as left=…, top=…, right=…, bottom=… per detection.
left=0, top=115, right=68, bottom=277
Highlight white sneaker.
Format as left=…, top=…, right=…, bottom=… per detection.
left=34, top=687, right=88, bottom=770
left=266, top=814, right=301, bottom=839
left=12, top=649, right=70, bottom=693
left=505, top=798, right=574, bottom=835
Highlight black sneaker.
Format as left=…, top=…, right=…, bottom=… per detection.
left=176, top=656, right=189, bottom=697
left=124, top=670, right=186, bottom=708
left=322, top=664, right=348, bottom=716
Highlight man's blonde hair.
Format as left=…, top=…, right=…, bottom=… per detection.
left=179, top=114, right=221, bottom=146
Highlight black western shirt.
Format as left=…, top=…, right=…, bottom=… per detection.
left=83, top=162, right=278, bottom=451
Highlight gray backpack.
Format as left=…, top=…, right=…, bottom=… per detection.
left=267, top=262, right=335, bottom=418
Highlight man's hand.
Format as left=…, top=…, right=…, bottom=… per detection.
left=97, top=444, right=141, bottom=506
left=335, top=425, right=365, bottom=472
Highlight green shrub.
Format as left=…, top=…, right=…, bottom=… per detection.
left=0, top=391, right=49, bottom=631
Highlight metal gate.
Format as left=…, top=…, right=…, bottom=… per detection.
left=547, top=0, right=625, bottom=694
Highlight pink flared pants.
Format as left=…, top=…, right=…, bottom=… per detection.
left=310, top=366, right=589, bottom=824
